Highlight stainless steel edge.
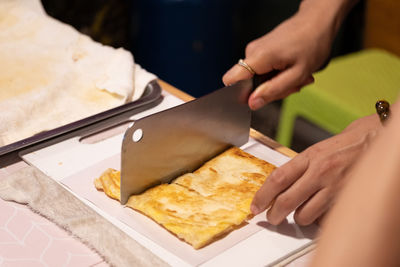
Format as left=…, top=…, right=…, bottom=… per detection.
left=0, top=80, right=162, bottom=158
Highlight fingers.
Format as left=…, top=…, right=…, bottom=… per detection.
left=250, top=155, right=309, bottom=215
left=223, top=54, right=267, bottom=86
left=248, top=67, right=314, bottom=110
left=266, top=168, right=321, bottom=225
left=223, top=53, right=315, bottom=111
left=222, top=62, right=253, bottom=86
left=294, top=188, right=331, bottom=226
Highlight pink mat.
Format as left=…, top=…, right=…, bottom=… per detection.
left=0, top=163, right=105, bottom=267
left=0, top=198, right=105, bottom=267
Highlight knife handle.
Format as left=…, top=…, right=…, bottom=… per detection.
left=253, top=70, right=280, bottom=90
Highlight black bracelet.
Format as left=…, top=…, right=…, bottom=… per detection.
left=375, top=100, right=391, bottom=124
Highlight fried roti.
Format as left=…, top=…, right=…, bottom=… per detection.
left=94, top=147, right=276, bottom=249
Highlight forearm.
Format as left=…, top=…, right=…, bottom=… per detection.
left=298, top=0, right=360, bottom=39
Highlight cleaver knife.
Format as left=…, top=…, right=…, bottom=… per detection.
left=120, top=72, right=278, bottom=204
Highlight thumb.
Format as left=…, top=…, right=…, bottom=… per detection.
left=248, top=67, right=313, bottom=110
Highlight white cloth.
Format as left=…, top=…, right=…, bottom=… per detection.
left=0, top=0, right=157, bottom=146
left=0, top=166, right=167, bottom=267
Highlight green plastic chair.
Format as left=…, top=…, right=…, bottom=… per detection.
left=276, top=49, right=400, bottom=147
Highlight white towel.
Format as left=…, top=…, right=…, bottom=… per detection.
left=0, top=0, right=157, bottom=146
left=0, top=166, right=167, bottom=267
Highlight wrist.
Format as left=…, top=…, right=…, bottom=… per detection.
left=343, top=114, right=382, bottom=150
left=298, top=0, right=359, bottom=37
left=344, top=114, right=381, bottom=132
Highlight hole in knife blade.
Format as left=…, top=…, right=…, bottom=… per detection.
left=132, top=129, right=143, bottom=142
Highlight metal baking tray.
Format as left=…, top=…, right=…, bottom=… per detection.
left=0, top=80, right=163, bottom=158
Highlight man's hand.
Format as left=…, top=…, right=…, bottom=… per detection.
left=251, top=114, right=381, bottom=225
left=223, top=0, right=358, bottom=110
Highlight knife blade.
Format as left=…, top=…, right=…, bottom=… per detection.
left=120, top=72, right=278, bottom=204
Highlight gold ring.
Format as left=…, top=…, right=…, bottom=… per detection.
left=238, top=59, right=256, bottom=75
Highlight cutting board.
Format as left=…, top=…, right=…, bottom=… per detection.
left=21, top=91, right=317, bottom=267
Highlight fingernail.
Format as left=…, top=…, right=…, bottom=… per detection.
left=250, top=204, right=260, bottom=215
left=250, top=97, right=265, bottom=110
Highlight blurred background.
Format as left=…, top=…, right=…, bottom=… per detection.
left=41, top=0, right=399, bottom=152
